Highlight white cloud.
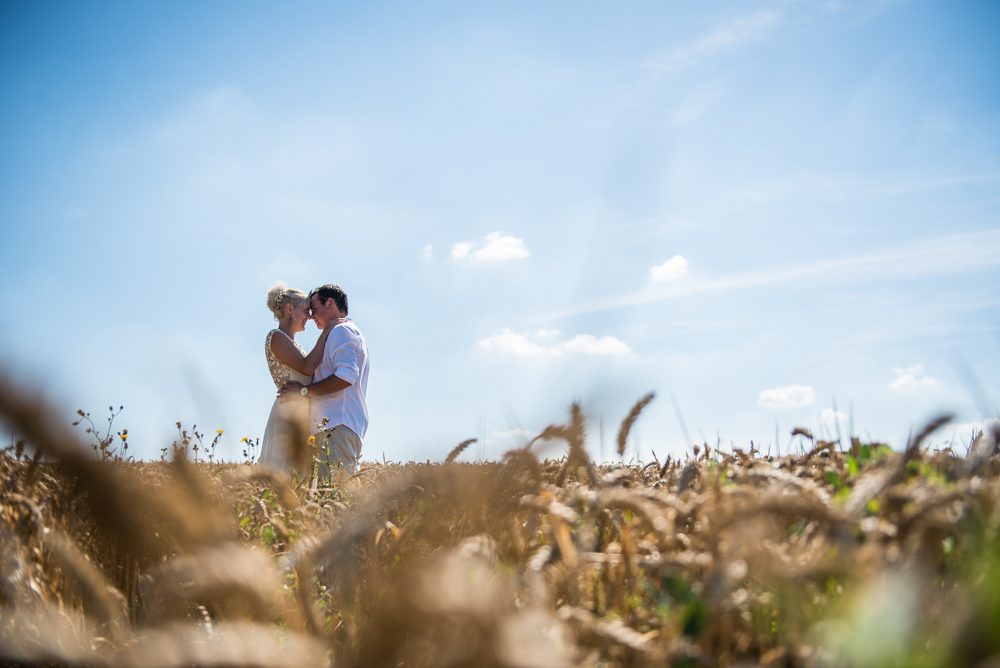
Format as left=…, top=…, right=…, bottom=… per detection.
left=493, top=427, right=537, bottom=438
left=476, top=232, right=530, bottom=262
left=554, top=335, right=632, bottom=355
left=758, top=384, right=816, bottom=409
left=889, top=365, right=941, bottom=391
left=650, top=255, right=690, bottom=282
left=492, top=427, right=540, bottom=441
left=548, top=229, right=1000, bottom=320
left=478, top=330, right=631, bottom=356
left=477, top=329, right=547, bottom=356
left=889, top=375, right=939, bottom=391
left=645, top=12, right=781, bottom=73
left=535, top=329, right=562, bottom=338
left=420, top=243, right=433, bottom=261
left=820, top=409, right=848, bottom=424
left=450, top=241, right=474, bottom=260
left=451, top=231, right=530, bottom=263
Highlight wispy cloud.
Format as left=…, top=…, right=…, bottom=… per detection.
left=819, top=408, right=848, bottom=424
left=493, top=427, right=538, bottom=438
left=544, top=230, right=1000, bottom=321
left=724, top=171, right=846, bottom=205
left=154, top=86, right=257, bottom=146
left=725, top=171, right=1000, bottom=207
left=557, top=335, right=632, bottom=355
left=478, top=329, right=631, bottom=356
left=889, top=365, right=941, bottom=391
left=420, top=243, right=433, bottom=261
left=451, top=231, right=530, bottom=263
left=478, top=329, right=547, bottom=355
left=759, top=384, right=815, bottom=409
left=650, top=255, right=690, bottom=282
left=491, top=427, right=539, bottom=442
left=644, top=11, right=782, bottom=74
left=674, top=89, right=725, bottom=125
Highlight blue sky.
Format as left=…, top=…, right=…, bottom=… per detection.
left=1, top=0, right=999, bottom=463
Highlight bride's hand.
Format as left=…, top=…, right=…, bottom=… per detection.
left=324, top=317, right=348, bottom=332
left=278, top=380, right=306, bottom=401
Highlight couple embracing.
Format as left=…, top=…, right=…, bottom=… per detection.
left=259, top=283, right=370, bottom=478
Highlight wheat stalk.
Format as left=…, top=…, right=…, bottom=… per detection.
left=617, top=392, right=654, bottom=458
left=445, top=438, right=476, bottom=464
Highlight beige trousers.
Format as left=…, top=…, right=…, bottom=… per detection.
left=314, top=424, right=362, bottom=481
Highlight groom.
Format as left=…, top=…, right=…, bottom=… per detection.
left=279, top=284, right=370, bottom=476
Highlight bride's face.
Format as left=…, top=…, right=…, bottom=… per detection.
left=291, top=301, right=310, bottom=333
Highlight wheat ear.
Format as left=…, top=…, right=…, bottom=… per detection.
left=445, top=438, right=477, bottom=464
left=617, top=393, right=655, bottom=458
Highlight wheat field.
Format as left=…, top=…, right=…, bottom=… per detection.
left=2, top=378, right=1000, bottom=668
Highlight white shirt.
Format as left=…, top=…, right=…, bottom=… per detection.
left=310, top=318, right=370, bottom=439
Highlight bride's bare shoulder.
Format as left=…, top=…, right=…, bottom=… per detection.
left=268, top=328, right=294, bottom=342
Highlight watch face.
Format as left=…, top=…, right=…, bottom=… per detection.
left=300, top=387, right=309, bottom=396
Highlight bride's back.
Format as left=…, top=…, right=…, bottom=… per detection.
left=265, top=329, right=312, bottom=388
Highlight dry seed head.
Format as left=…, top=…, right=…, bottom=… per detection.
left=445, top=438, right=476, bottom=464
left=617, top=392, right=655, bottom=458
left=2, top=372, right=997, bottom=668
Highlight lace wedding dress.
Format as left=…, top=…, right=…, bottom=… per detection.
left=258, top=329, right=312, bottom=475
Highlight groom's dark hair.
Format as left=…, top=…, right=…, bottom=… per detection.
left=310, top=284, right=348, bottom=315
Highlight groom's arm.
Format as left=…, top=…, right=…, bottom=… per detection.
left=278, top=374, right=351, bottom=398
left=309, top=373, right=352, bottom=396
left=279, top=332, right=359, bottom=398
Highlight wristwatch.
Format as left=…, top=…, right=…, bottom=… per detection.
left=300, top=386, right=310, bottom=397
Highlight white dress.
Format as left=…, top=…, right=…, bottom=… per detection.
left=258, top=329, right=312, bottom=475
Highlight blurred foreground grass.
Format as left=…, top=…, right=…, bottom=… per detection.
left=2, top=382, right=1000, bottom=667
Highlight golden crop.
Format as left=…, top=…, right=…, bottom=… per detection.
left=1, top=378, right=999, bottom=667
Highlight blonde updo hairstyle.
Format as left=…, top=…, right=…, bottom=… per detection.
left=266, top=283, right=308, bottom=321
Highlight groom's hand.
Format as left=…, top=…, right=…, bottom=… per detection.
left=278, top=381, right=306, bottom=401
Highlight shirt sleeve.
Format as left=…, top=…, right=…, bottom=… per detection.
left=329, top=330, right=361, bottom=385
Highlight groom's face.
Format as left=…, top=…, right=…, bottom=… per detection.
left=310, top=294, right=342, bottom=327
left=309, top=294, right=329, bottom=328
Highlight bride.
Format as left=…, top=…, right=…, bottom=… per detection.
left=259, top=283, right=342, bottom=476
